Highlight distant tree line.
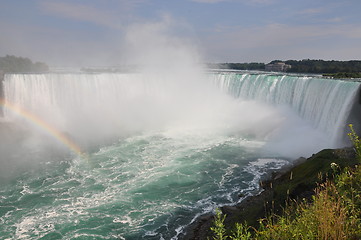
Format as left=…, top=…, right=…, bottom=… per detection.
left=0, top=55, right=49, bottom=73
left=323, top=72, right=361, bottom=78
left=207, top=62, right=265, bottom=70
left=81, top=65, right=138, bottom=73
left=209, top=60, right=361, bottom=75
left=281, top=59, right=361, bottom=74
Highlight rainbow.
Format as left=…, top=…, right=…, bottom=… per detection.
left=0, top=99, right=87, bottom=159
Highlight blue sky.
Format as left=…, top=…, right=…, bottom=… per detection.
left=1, top=0, right=361, bottom=66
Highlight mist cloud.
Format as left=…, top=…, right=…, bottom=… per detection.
left=123, top=16, right=202, bottom=72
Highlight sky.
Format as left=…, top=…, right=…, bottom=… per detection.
left=1, top=0, right=361, bottom=66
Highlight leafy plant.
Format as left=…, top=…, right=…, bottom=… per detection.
left=210, top=209, right=227, bottom=240
left=348, top=124, right=361, bottom=162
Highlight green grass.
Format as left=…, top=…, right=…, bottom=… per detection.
left=209, top=125, right=361, bottom=239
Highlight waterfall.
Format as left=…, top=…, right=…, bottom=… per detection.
left=3, top=72, right=361, bottom=148
left=212, top=72, right=361, bottom=145
left=3, top=73, right=172, bottom=144
left=2, top=71, right=361, bottom=239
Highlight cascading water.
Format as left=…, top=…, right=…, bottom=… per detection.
left=0, top=71, right=360, bottom=239
left=213, top=72, right=361, bottom=146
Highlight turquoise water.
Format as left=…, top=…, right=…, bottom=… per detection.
left=0, top=130, right=289, bottom=239
left=1, top=72, right=359, bottom=239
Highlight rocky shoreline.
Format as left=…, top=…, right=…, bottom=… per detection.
left=182, top=147, right=357, bottom=239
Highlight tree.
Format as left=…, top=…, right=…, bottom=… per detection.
left=0, top=55, right=49, bottom=73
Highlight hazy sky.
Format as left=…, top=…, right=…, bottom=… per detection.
left=1, top=0, right=361, bottom=66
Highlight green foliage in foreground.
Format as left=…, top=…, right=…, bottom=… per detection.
left=348, top=124, right=361, bottom=163
left=210, top=125, right=361, bottom=239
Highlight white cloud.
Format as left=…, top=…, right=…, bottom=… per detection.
left=293, top=3, right=348, bottom=24
left=190, top=0, right=275, bottom=4
left=325, top=17, right=343, bottom=23
left=297, top=7, right=325, bottom=15
left=38, top=1, right=133, bottom=29
left=0, top=18, right=124, bottom=66
left=190, top=0, right=228, bottom=3
left=247, top=0, right=276, bottom=4
left=201, top=23, right=361, bottom=62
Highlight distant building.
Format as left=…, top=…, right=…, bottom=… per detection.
left=265, top=62, right=291, bottom=72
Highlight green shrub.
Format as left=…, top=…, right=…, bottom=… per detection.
left=348, top=124, right=361, bottom=162
left=210, top=209, right=227, bottom=240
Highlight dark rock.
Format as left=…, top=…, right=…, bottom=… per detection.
left=182, top=147, right=358, bottom=240
left=182, top=214, right=214, bottom=240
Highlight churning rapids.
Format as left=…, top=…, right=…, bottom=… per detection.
left=0, top=71, right=360, bottom=239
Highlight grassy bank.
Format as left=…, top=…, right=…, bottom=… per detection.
left=209, top=125, right=361, bottom=239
